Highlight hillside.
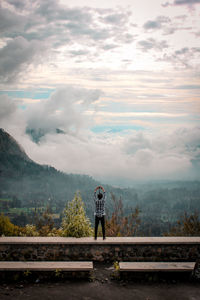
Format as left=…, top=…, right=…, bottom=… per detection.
left=0, top=129, right=138, bottom=221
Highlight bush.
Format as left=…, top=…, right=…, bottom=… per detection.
left=0, top=213, right=21, bottom=236
left=20, top=224, right=39, bottom=236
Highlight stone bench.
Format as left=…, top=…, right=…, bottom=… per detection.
left=0, top=261, right=93, bottom=281
left=119, top=262, right=196, bottom=281
left=0, top=261, right=93, bottom=271
left=119, top=262, right=195, bottom=272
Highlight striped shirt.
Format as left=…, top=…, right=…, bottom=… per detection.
left=94, top=191, right=106, bottom=217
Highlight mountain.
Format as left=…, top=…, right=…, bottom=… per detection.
left=0, top=129, right=30, bottom=161
left=0, top=128, right=138, bottom=220
left=26, top=127, right=65, bottom=143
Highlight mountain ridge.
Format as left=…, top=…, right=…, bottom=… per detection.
left=0, top=128, right=138, bottom=219
left=0, top=128, right=31, bottom=161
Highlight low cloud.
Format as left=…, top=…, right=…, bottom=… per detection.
left=21, top=126, right=200, bottom=184
left=0, top=89, right=199, bottom=184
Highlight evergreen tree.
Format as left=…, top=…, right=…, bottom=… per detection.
left=62, top=192, right=93, bottom=237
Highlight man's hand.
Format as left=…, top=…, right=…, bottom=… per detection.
left=94, top=185, right=105, bottom=192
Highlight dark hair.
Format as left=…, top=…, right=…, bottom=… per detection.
left=97, top=193, right=103, bottom=200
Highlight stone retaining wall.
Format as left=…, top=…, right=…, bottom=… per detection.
left=0, top=237, right=200, bottom=262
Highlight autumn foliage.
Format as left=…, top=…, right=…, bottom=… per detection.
left=105, top=193, right=141, bottom=237
left=165, top=212, right=200, bottom=236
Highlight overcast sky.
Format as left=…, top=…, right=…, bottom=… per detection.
left=0, top=0, right=200, bottom=185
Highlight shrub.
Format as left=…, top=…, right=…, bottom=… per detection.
left=20, top=224, right=39, bottom=236
left=0, top=213, right=20, bottom=236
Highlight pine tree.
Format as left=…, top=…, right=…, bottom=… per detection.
left=62, top=192, right=93, bottom=237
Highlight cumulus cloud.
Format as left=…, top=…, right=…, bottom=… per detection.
left=5, top=0, right=35, bottom=10
left=0, top=1, right=135, bottom=82
left=137, top=38, right=169, bottom=52
left=100, top=11, right=132, bottom=26
left=0, top=36, right=46, bottom=83
left=0, top=94, right=17, bottom=119
left=158, top=47, right=200, bottom=68
left=143, top=16, right=178, bottom=35
left=143, top=16, right=171, bottom=30
left=0, top=6, right=25, bottom=34
left=174, top=0, right=200, bottom=5
left=162, top=0, right=200, bottom=7
left=0, top=94, right=26, bottom=136
left=25, top=86, right=102, bottom=138
left=2, top=0, right=133, bottom=46
left=69, top=49, right=90, bottom=57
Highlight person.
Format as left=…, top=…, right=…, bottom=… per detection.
left=94, top=185, right=106, bottom=240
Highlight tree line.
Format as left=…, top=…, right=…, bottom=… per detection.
left=1, top=192, right=200, bottom=237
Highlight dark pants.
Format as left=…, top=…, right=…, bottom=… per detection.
left=95, top=216, right=105, bottom=238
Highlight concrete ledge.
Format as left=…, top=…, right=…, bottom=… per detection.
left=1, top=237, right=200, bottom=245
left=1, top=237, right=200, bottom=262
left=0, top=261, right=93, bottom=271
left=119, top=262, right=195, bottom=272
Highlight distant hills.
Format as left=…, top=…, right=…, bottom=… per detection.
left=0, top=128, right=138, bottom=220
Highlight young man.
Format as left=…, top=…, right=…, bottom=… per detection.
left=94, top=185, right=106, bottom=240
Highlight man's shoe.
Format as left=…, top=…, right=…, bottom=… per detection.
left=94, top=237, right=97, bottom=240
left=103, top=237, right=106, bottom=240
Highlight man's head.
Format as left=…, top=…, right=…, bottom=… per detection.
left=97, top=193, right=103, bottom=200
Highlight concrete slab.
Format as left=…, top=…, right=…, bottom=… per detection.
left=0, top=261, right=93, bottom=271
left=119, top=262, right=196, bottom=272
left=0, top=236, right=200, bottom=244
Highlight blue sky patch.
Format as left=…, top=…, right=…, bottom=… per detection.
left=0, top=89, right=55, bottom=99
left=91, top=124, right=144, bottom=134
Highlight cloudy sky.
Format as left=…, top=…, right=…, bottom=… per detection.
left=0, top=0, right=200, bottom=185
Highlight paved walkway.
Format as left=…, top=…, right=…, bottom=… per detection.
left=1, top=280, right=200, bottom=300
